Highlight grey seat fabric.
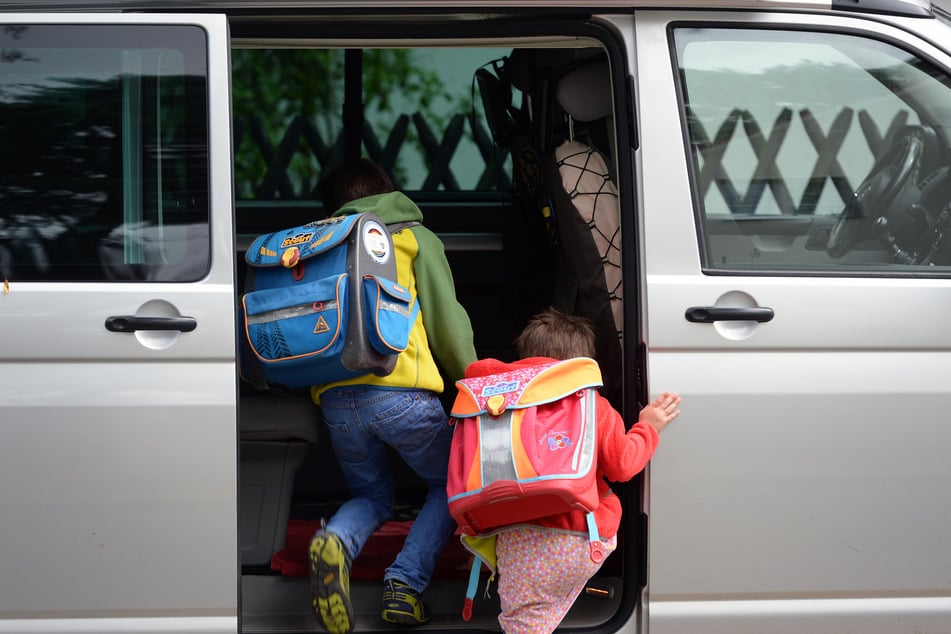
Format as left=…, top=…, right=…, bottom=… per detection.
left=546, top=58, right=624, bottom=408
left=240, top=392, right=319, bottom=566
left=475, top=49, right=624, bottom=408
left=551, top=59, right=622, bottom=336
left=240, top=392, right=320, bottom=443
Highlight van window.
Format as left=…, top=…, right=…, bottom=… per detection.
left=0, top=25, right=209, bottom=283
left=231, top=47, right=510, bottom=208
left=676, top=28, right=951, bottom=273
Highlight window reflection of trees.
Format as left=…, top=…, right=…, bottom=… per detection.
left=0, top=74, right=209, bottom=282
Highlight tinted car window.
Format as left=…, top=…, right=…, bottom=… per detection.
left=0, top=25, right=209, bottom=282
left=676, top=28, right=951, bottom=273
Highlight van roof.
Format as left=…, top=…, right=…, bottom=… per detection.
left=0, top=0, right=933, bottom=18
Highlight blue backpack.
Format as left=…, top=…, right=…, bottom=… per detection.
left=240, top=213, right=418, bottom=389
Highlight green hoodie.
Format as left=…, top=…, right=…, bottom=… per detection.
left=310, top=191, right=477, bottom=402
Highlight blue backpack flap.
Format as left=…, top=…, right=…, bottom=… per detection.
left=362, top=274, right=418, bottom=355
left=241, top=213, right=416, bottom=389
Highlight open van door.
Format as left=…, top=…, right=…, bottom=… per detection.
left=0, top=13, right=238, bottom=634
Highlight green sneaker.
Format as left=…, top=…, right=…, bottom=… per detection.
left=381, top=579, right=431, bottom=626
left=309, top=530, right=353, bottom=634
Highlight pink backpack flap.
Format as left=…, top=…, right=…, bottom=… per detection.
left=447, top=357, right=604, bottom=535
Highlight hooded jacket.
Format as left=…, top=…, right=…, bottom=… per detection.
left=310, top=191, right=477, bottom=402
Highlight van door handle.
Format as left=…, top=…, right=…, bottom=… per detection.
left=105, top=315, right=198, bottom=333
left=685, top=306, right=774, bottom=323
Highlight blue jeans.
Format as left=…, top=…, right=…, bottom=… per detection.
left=318, top=386, right=457, bottom=592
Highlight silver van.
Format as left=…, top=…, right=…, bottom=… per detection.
left=1, top=1, right=950, bottom=633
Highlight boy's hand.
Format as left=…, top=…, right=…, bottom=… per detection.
left=640, top=391, right=681, bottom=433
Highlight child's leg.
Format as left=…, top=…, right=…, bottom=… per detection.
left=496, top=528, right=617, bottom=634
left=377, top=390, right=457, bottom=591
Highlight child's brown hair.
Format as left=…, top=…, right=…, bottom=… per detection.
left=514, top=307, right=596, bottom=360
left=317, top=158, right=394, bottom=212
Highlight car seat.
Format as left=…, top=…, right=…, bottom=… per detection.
left=240, top=391, right=319, bottom=567
left=545, top=56, right=623, bottom=408
left=476, top=50, right=623, bottom=408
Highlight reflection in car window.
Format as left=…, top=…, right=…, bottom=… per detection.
left=0, top=25, right=209, bottom=282
left=676, top=28, right=951, bottom=273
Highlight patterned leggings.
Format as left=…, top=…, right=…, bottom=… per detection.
left=495, top=527, right=618, bottom=634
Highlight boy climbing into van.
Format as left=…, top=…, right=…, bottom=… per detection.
left=306, top=158, right=477, bottom=633
left=459, top=307, right=680, bottom=634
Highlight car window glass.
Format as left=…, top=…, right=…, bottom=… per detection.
left=231, top=47, right=511, bottom=215
left=676, top=28, right=951, bottom=273
left=231, top=48, right=345, bottom=203
left=0, top=25, right=209, bottom=282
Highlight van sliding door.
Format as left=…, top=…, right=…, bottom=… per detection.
left=0, top=14, right=238, bottom=634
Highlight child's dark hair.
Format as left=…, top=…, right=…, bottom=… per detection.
left=514, top=307, right=596, bottom=360
left=317, top=158, right=394, bottom=212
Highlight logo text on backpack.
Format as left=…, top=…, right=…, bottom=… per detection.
left=280, top=232, right=314, bottom=248
left=481, top=380, right=519, bottom=397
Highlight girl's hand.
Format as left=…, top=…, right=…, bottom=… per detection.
left=639, top=391, right=681, bottom=433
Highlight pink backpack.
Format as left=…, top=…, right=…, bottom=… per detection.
left=446, top=357, right=606, bottom=618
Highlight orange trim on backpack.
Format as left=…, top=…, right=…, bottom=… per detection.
left=451, top=387, right=482, bottom=417
left=465, top=423, right=483, bottom=493
left=518, top=358, right=601, bottom=406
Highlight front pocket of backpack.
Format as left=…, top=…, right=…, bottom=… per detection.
left=242, top=274, right=347, bottom=362
left=362, top=274, right=414, bottom=355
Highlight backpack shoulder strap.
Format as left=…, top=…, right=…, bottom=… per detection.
left=387, top=220, right=421, bottom=233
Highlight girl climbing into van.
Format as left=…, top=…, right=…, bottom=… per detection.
left=460, top=307, right=681, bottom=634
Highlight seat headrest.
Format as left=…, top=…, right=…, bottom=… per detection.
left=556, top=60, right=612, bottom=123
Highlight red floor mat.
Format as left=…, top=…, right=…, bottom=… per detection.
left=270, top=519, right=472, bottom=580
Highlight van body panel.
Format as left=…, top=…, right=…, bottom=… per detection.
left=649, top=598, right=951, bottom=634
left=0, top=11, right=238, bottom=629
left=633, top=8, right=951, bottom=631
left=0, top=1, right=950, bottom=633
left=0, top=618, right=237, bottom=634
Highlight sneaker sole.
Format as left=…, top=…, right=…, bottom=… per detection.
left=309, top=533, right=353, bottom=634
left=382, top=609, right=430, bottom=626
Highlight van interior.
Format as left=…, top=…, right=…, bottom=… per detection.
left=231, top=20, right=641, bottom=633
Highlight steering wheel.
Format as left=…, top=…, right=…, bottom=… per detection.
left=827, top=126, right=924, bottom=258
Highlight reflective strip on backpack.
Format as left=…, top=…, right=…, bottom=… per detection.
left=572, top=388, right=597, bottom=474
left=479, top=411, right=518, bottom=486
left=246, top=300, right=339, bottom=325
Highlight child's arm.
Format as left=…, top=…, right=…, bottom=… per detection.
left=598, top=391, right=681, bottom=483
left=638, top=391, right=681, bottom=434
